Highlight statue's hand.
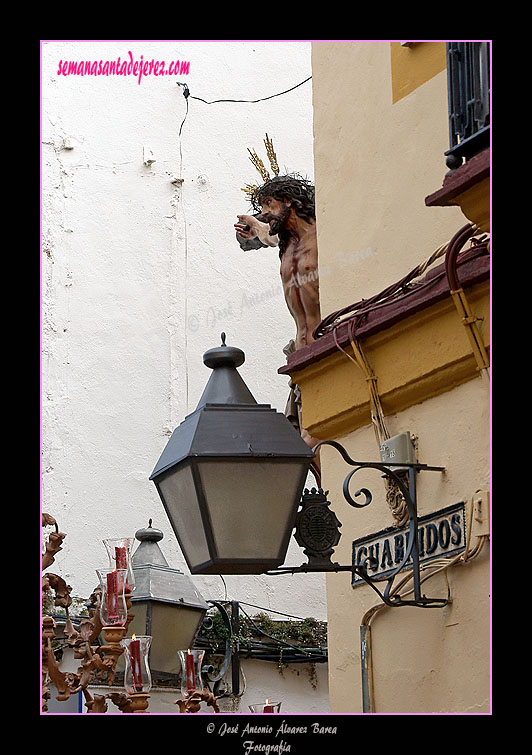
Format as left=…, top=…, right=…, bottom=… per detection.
left=235, top=214, right=279, bottom=247
left=235, top=214, right=261, bottom=239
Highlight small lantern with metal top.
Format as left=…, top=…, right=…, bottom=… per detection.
left=127, top=521, right=209, bottom=677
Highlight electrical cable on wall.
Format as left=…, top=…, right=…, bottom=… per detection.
left=206, top=598, right=327, bottom=638
left=327, top=230, right=489, bottom=527
left=177, top=76, right=312, bottom=105
left=237, top=601, right=322, bottom=623
left=360, top=492, right=488, bottom=712
left=218, top=575, right=228, bottom=601
left=173, top=75, right=312, bottom=414
left=176, top=76, right=312, bottom=139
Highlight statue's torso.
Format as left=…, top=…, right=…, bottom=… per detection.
left=279, top=222, right=320, bottom=348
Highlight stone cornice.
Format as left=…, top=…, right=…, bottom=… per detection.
left=425, top=148, right=490, bottom=208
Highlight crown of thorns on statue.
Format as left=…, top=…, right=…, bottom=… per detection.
left=242, top=134, right=315, bottom=216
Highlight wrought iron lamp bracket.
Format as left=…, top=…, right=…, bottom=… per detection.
left=268, top=440, right=448, bottom=609
left=202, top=600, right=233, bottom=695
left=200, top=600, right=246, bottom=699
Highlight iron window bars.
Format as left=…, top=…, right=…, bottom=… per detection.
left=445, top=41, right=490, bottom=170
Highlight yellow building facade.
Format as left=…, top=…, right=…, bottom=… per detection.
left=281, top=42, right=490, bottom=713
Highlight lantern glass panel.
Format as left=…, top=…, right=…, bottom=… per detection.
left=126, top=602, right=148, bottom=644
left=127, top=601, right=205, bottom=675
left=157, top=463, right=210, bottom=567
left=151, top=603, right=204, bottom=675
left=198, top=460, right=305, bottom=561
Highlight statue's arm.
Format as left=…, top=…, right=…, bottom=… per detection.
left=235, top=214, right=279, bottom=247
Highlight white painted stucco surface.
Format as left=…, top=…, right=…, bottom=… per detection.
left=41, top=40, right=328, bottom=712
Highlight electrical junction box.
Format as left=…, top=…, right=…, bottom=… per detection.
left=379, top=432, right=416, bottom=471
left=473, top=490, right=490, bottom=537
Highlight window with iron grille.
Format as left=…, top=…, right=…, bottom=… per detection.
left=445, top=42, right=490, bottom=170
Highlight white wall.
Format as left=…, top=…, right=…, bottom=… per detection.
left=41, top=40, right=328, bottom=711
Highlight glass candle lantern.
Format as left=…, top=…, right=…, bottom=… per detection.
left=96, top=568, right=128, bottom=627
left=178, top=649, right=205, bottom=697
left=121, top=635, right=152, bottom=695
left=248, top=700, right=282, bottom=713
left=103, top=537, right=136, bottom=593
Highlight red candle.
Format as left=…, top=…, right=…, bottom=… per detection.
left=115, top=546, right=128, bottom=569
left=106, top=570, right=119, bottom=624
left=115, top=547, right=131, bottom=592
left=130, top=635, right=143, bottom=692
left=263, top=699, right=274, bottom=713
left=185, top=649, right=196, bottom=692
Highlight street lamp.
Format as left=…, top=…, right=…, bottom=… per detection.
left=149, top=334, right=314, bottom=575
left=127, top=521, right=209, bottom=675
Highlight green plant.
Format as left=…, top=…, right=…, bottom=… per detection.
left=197, top=608, right=327, bottom=654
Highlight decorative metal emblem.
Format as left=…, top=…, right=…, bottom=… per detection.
left=294, top=488, right=342, bottom=568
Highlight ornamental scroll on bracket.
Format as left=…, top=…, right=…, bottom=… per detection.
left=270, top=441, right=448, bottom=609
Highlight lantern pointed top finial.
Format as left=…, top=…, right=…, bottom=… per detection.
left=198, top=335, right=255, bottom=406
left=132, top=521, right=168, bottom=567
left=202, top=334, right=246, bottom=371
left=135, top=521, right=164, bottom=544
